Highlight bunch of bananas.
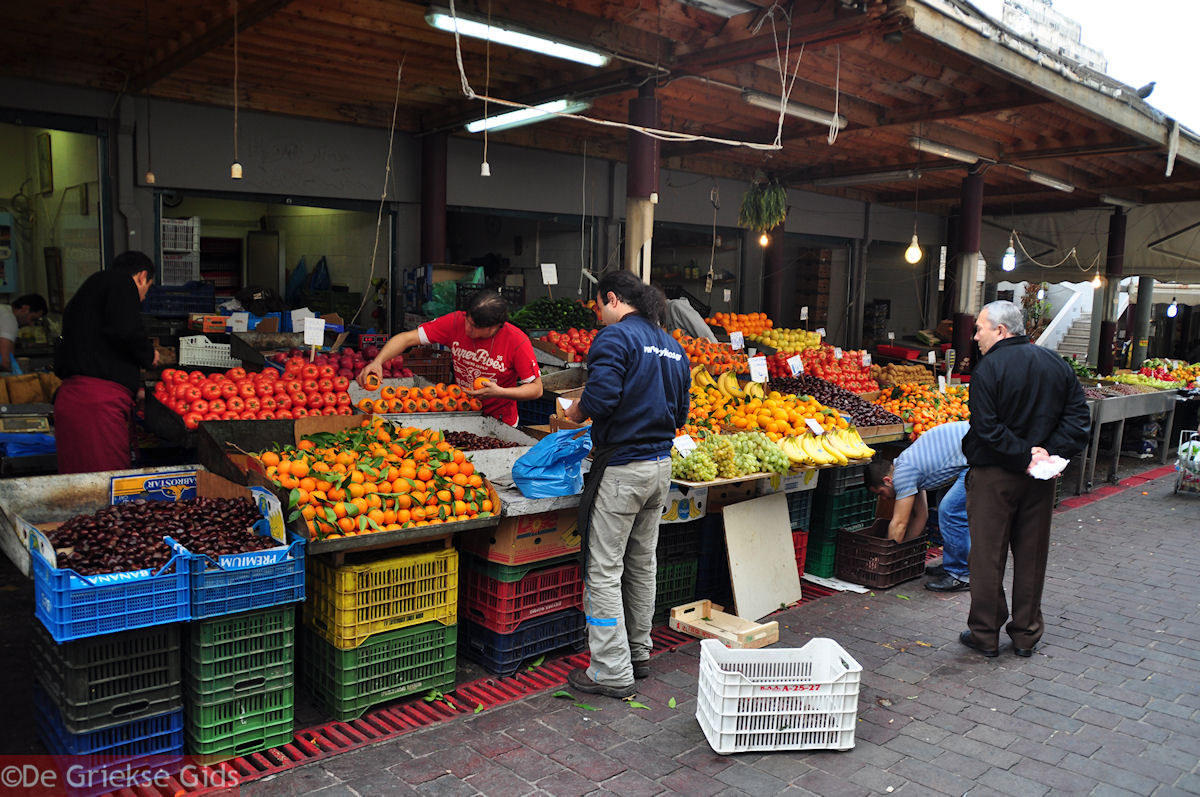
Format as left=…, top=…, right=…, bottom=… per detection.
left=776, top=427, right=875, bottom=467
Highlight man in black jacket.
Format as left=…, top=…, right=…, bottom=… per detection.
left=959, top=300, right=1090, bottom=658
left=54, top=251, right=158, bottom=473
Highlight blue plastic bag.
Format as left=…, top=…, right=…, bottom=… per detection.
left=511, top=428, right=592, bottom=498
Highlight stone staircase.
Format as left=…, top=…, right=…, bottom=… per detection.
left=1056, top=312, right=1091, bottom=362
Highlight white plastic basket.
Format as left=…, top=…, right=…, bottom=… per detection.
left=179, top=335, right=239, bottom=369
left=161, top=217, right=200, bottom=252
left=696, top=637, right=862, bottom=754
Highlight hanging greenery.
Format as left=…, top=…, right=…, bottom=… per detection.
left=737, top=171, right=787, bottom=232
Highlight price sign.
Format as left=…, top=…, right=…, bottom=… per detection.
left=887, top=331, right=895, bottom=341
left=927, top=351, right=937, bottom=364
left=805, top=417, right=825, bottom=435
left=800, top=306, right=809, bottom=321
left=787, top=354, right=804, bottom=376
left=557, top=397, right=574, bottom=412
left=834, top=347, right=843, bottom=360
left=673, top=434, right=697, bottom=456
left=303, top=317, right=326, bottom=346
left=228, top=312, right=249, bottom=332
left=729, top=331, right=744, bottom=350
left=723, top=289, right=732, bottom=302
left=748, top=355, right=768, bottom=382
left=861, top=352, right=872, bottom=367
left=938, top=375, right=947, bottom=393
left=816, top=327, right=826, bottom=338
left=540, top=263, right=559, bottom=285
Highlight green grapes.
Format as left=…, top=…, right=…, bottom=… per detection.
left=671, top=431, right=789, bottom=481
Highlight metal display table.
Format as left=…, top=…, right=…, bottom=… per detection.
left=1077, top=390, right=1179, bottom=493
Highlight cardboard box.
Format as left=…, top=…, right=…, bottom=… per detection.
left=457, top=508, right=580, bottom=565
left=661, top=485, right=707, bottom=524
left=188, top=314, right=229, bottom=333
left=757, top=470, right=820, bottom=496
left=669, top=600, right=779, bottom=649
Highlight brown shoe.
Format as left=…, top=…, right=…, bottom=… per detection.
left=567, top=667, right=635, bottom=698
left=632, top=660, right=650, bottom=679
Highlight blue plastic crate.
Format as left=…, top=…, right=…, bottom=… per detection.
left=517, top=397, right=555, bottom=427
left=458, top=608, right=585, bottom=676
left=142, top=282, right=216, bottom=317
left=34, top=681, right=184, bottom=758
left=182, top=529, right=305, bottom=619
left=29, top=529, right=192, bottom=643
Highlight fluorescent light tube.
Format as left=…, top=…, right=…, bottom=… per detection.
left=809, top=168, right=920, bottom=187
left=676, top=0, right=758, bottom=18
left=908, top=136, right=986, bottom=165
left=427, top=9, right=610, bottom=67
left=1100, top=194, right=1138, bottom=209
left=465, top=99, right=590, bottom=133
left=743, top=90, right=847, bottom=129
left=1025, top=169, right=1075, bottom=193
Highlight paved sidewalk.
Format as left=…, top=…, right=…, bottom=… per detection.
left=247, top=470, right=1200, bottom=797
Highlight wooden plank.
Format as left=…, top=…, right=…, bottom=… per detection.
left=721, top=492, right=803, bottom=622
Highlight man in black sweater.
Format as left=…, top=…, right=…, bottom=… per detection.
left=960, top=300, right=1090, bottom=658
left=54, top=251, right=158, bottom=473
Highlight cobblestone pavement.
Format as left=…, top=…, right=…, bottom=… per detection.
left=242, top=468, right=1199, bottom=796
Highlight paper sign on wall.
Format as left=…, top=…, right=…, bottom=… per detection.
left=787, top=355, right=803, bottom=376
left=540, top=263, right=559, bottom=285
left=228, top=312, right=250, bottom=332
left=729, top=331, right=744, bottom=350
left=303, top=317, right=326, bottom=346
left=723, top=289, right=732, bottom=302
left=748, top=355, right=768, bottom=382
left=673, top=435, right=697, bottom=456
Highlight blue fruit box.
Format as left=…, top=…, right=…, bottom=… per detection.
left=22, top=468, right=303, bottom=642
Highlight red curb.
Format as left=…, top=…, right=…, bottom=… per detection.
left=1055, top=462, right=1176, bottom=513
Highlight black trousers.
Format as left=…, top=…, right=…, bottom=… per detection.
left=964, top=466, right=1056, bottom=649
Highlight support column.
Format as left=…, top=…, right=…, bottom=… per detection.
left=420, top=133, right=447, bottom=266
left=953, top=170, right=984, bottom=366
left=1130, top=275, right=1154, bottom=369
left=764, top=223, right=785, bottom=324
left=1097, top=208, right=1126, bottom=374
left=625, top=86, right=661, bottom=281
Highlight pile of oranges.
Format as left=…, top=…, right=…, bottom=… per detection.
left=706, top=312, right=773, bottom=336
left=670, top=330, right=748, bottom=374
left=872, top=384, right=969, bottom=438
left=356, top=382, right=483, bottom=415
left=256, top=417, right=495, bottom=540
left=681, top=382, right=844, bottom=441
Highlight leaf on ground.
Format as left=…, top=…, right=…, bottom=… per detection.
left=914, top=640, right=931, bottom=647
left=668, top=697, right=677, bottom=709
left=626, top=701, right=650, bottom=710
left=474, top=704, right=484, bottom=714
left=527, top=656, right=545, bottom=670
left=574, top=702, right=601, bottom=711
left=552, top=690, right=574, bottom=700
left=896, top=594, right=910, bottom=600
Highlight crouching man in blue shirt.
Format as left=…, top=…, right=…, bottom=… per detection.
left=564, top=271, right=691, bottom=698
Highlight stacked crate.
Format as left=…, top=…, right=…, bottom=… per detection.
left=652, top=518, right=702, bottom=623
left=184, top=605, right=295, bottom=761
left=805, top=467, right=875, bottom=578
left=457, top=511, right=584, bottom=675
left=32, top=622, right=186, bottom=785
left=301, top=543, right=459, bottom=720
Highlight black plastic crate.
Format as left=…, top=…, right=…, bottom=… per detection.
left=811, top=487, right=877, bottom=534
left=924, top=507, right=942, bottom=546
left=834, top=519, right=926, bottom=589
left=458, top=608, right=585, bottom=676
left=404, top=345, right=455, bottom=385
left=517, top=397, right=555, bottom=427
left=657, top=519, right=702, bottom=564
left=142, top=282, right=216, bottom=317
left=695, top=515, right=733, bottom=607
left=817, top=465, right=866, bottom=495
left=653, top=559, right=699, bottom=623
left=31, top=622, right=182, bottom=734
left=456, top=283, right=525, bottom=312
left=786, top=490, right=814, bottom=531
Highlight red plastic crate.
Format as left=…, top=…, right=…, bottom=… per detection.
left=460, top=560, right=583, bottom=633
left=875, top=344, right=920, bottom=360
left=792, top=529, right=808, bottom=575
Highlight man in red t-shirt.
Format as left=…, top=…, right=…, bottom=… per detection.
left=358, top=291, right=542, bottom=425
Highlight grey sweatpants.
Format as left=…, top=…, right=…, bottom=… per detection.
left=583, top=457, right=671, bottom=687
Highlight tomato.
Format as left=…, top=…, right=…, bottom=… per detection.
left=307, top=393, right=325, bottom=410
left=275, top=394, right=293, bottom=410
left=302, top=364, right=320, bottom=379
left=255, top=382, right=274, bottom=398
left=228, top=367, right=247, bottom=380
left=244, top=397, right=261, bottom=412
left=160, top=368, right=179, bottom=383
left=318, top=365, right=336, bottom=378
left=175, top=401, right=190, bottom=414
left=273, top=381, right=290, bottom=396
left=239, top=382, right=257, bottom=399
left=301, top=379, right=320, bottom=394
left=182, top=411, right=204, bottom=429
left=220, top=381, right=238, bottom=398
left=240, top=410, right=258, bottom=420
left=202, top=411, right=221, bottom=422
left=289, top=392, right=308, bottom=408
left=200, top=382, right=221, bottom=401
left=208, top=398, right=226, bottom=413
left=185, top=385, right=203, bottom=401
left=321, top=391, right=338, bottom=408
left=317, top=377, right=334, bottom=392
left=190, top=398, right=210, bottom=414
left=292, top=406, right=309, bottom=418
left=261, top=396, right=277, bottom=411
left=173, top=383, right=190, bottom=400
left=221, top=410, right=241, bottom=421
left=337, top=405, right=353, bottom=415
left=226, top=396, right=245, bottom=413
left=275, top=409, right=294, bottom=420
left=336, top=392, right=351, bottom=406
left=284, top=380, right=303, bottom=394
left=332, top=375, right=350, bottom=391
left=258, top=409, right=277, bottom=420
left=321, top=406, right=337, bottom=416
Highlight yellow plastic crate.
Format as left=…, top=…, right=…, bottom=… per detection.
left=305, top=548, right=458, bottom=649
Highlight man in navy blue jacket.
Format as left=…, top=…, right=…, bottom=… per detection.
left=564, top=271, right=690, bottom=698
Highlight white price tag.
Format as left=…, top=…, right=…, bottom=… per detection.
left=887, top=331, right=895, bottom=341
left=834, top=347, right=843, bottom=360
left=927, top=351, right=936, bottom=364
left=557, top=397, right=573, bottom=412
left=816, top=327, right=826, bottom=338
left=787, top=355, right=804, bottom=376
left=303, top=317, right=326, bottom=346
left=723, top=289, right=732, bottom=302
left=291, top=307, right=315, bottom=331
left=800, top=306, right=809, bottom=321
left=673, top=434, right=697, bottom=456
left=729, top=331, right=745, bottom=350
left=861, top=352, right=872, bottom=367
left=938, top=375, right=947, bottom=393
left=805, top=417, right=825, bottom=435
left=540, top=263, right=559, bottom=285
left=748, top=355, right=768, bottom=383
left=228, top=312, right=249, bottom=332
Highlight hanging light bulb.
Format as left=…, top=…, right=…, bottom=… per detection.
left=480, top=161, right=491, bottom=177
left=1167, top=297, right=1178, bottom=318
left=904, top=232, right=923, bottom=264
left=230, top=1, right=243, bottom=180
left=758, top=232, right=770, bottom=247
left=1002, top=233, right=1016, bottom=271
left=1091, top=271, right=1103, bottom=288
left=145, top=169, right=156, bottom=185
left=231, top=161, right=243, bottom=179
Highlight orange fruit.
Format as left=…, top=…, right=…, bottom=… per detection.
left=473, top=376, right=491, bottom=390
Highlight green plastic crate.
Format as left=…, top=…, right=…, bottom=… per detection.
left=653, top=559, right=699, bottom=622
left=301, top=623, right=457, bottom=721
left=188, top=605, right=295, bottom=664
left=804, top=534, right=838, bottom=578
left=462, top=553, right=579, bottom=583
left=184, top=682, right=294, bottom=735
left=185, top=716, right=293, bottom=764
left=810, top=487, right=877, bottom=534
